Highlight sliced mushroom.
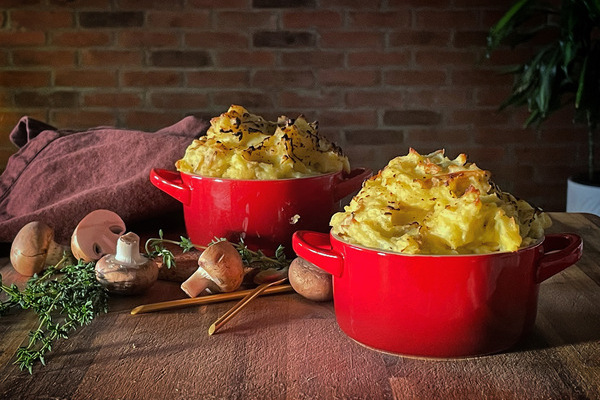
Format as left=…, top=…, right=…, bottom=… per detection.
left=10, top=221, right=72, bottom=276
left=181, top=241, right=244, bottom=298
left=71, top=209, right=126, bottom=262
left=95, top=232, right=158, bottom=295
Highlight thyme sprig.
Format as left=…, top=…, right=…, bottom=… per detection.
left=0, top=255, right=109, bottom=374
left=144, top=231, right=290, bottom=270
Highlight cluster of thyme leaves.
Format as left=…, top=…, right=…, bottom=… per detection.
left=0, top=231, right=288, bottom=374
left=0, top=255, right=109, bottom=374
left=144, top=229, right=290, bottom=271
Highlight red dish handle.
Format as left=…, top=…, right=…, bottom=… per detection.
left=149, top=168, right=191, bottom=206
left=334, top=168, right=372, bottom=202
left=292, top=231, right=344, bottom=278
left=536, top=233, right=583, bottom=283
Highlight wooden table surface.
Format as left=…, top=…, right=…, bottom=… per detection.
left=1, top=212, right=600, bottom=399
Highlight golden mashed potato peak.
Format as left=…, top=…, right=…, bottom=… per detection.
left=330, top=148, right=552, bottom=255
left=175, top=105, right=350, bottom=180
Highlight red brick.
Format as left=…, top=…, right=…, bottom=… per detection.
left=322, top=0, right=383, bottom=8
left=348, top=11, right=410, bottom=28
left=122, top=111, right=186, bottom=131
left=215, top=11, right=278, bottom=30
left=475, top=86, right=513, bottom=107
left=186, top=70, right=250, bottom=88
left=51, top=31, right=112, bottom=46
left=346, top=129, right=404, bottom=145
left=253, top=31, right=316, bottom=47
left=55, top=70, right=117, bottom=87
left=0, top=71, right=50, bottom=87
left=451, top=68, right=511, bottom=86
left=320, top=32, right=384, bottom=49
left=451, top=108, right=514, bottom=126
left=147, top=11, right=210, bottom=28
left=83, top=92, right=143, bottom=108
left=345, top=90, right=404, bottom=108
left=388, top=0, right=450, bottom=6
left=415, top=10, right=482, bottom=30
left=385, top=70, right=447, bottom=86
left=0, top=31, right=46, bottom=47
left=121, top=71, right=182, bottom=87
left=402, top=88, right=473, bottom=108
left=316, top=110, right=377, bottom=128
left=14, top=91, right=79, bottom=108
left=348, top=51, right=409, bottom=67
left=11, top=10, right=73, bottom=29
left=254, top=0, right=315, bottom=7
left=454, top=31, right=488, bottom=48
left=118, top=32, right=179, bottom=47
left=383, top=110, right=442, bottom=126
left=318, top=69, right=379, bottom=87
left=415, top=49, right=477, bottom=67
left=404, top=128, right=471, bottom=145
left=81, top=50, right=143, bottom=66
left=215, top=50, right=276, bottom=67
left=50, top=110, right=117, bottom=129
left=282, top=11, right=342, bottom=28
left=281, top=51, right=344, bottom=68
left=252, top=70, right=315, bottom=88
left=150, top=92, right=209, bottom=109
left=279, top=90, right=343, bottom=108
left=12, top=50, right=76, bottom=67
left=185, top=32, right=248, bottom=48
left=189, top=0, right=247, bottom=7
left=150, top=50, right=211, bottom=68
left=389, top=31, right=450, bottom=47
left=48, top=0, right=112, bottom=7
left=212, top=91, right=274, bottom=109
left=79, top=11, right=144, bottom=28
left=0, top=50, right=9, bottom=66
left=117, top=0, right=184, bottom=9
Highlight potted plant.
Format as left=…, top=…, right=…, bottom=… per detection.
left=486, top=0, right=600, bottom=214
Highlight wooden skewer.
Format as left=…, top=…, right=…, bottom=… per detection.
left=208, top=278, right=288, bottom=336
left=130, top=283, right=294, bottom=315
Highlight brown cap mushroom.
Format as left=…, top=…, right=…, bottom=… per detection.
left=71, top=209, right=126, bottom=262
left=95, top=232, right=158, bottom=295
left=10, top=221, right=72, bottom=277
left=288, top=257, right=333, bottom=302
left=180, top=240, right=244, bottom=298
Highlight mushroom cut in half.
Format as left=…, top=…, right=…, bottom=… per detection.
left=71, top=209, right=126, bottom=262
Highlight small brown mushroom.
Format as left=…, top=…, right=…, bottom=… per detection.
left=10, top=221, right=72, bottom=277
left=180, top=241, right=244, bottom=298
left=95, top=232, right=158, bottom=295
left=288, top=257, right=333, bottom=302
left=71, top=209, right=126, bottom=262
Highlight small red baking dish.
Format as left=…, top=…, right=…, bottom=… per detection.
left=292, top=230, right=583, bottom=358
left=150, top=168, right=371, bottom=255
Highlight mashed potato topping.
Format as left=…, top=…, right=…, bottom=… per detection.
left=175, top=105, right=350, bottom=179
left=330, top=149, right=551, bottom=255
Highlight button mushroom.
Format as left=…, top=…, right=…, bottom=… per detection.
left=181, top=240, right=244, bottom=298
left=288, top=257, right=333, bottom=302
left=10, top=221, right=72, bottom=276
left=71, top=209, right=126, bottom=262
left=95, top=232, right=158, bottom=295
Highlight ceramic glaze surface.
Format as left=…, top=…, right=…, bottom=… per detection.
left=292, top=231, right=582, bottom=358
left=150, top=168, right=371, bottom=255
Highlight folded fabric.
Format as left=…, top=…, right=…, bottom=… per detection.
left=0, top=116, right=209, bottom=245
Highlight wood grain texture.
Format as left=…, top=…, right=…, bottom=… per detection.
left=1, top=212, right=599, bottom=399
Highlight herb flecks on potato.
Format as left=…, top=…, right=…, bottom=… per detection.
left=330, top=148, right=551, bottom=255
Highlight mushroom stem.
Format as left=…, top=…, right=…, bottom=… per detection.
left=181, top=268, right=212, bottom=297
left=114, top=233, right=147, bottom=265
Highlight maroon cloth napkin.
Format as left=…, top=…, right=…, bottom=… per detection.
left=0, top=116, right=209, bottom=245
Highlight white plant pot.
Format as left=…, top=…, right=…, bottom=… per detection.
left=566, top=176, right=600, bottom=216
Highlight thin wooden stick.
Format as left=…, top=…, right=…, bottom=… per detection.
left=130, top=283, right=293, bottom=315
left=208, top=278, right=288, bottom=336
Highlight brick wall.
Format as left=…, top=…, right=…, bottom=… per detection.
left=0, top=0, right=589, bottom=211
